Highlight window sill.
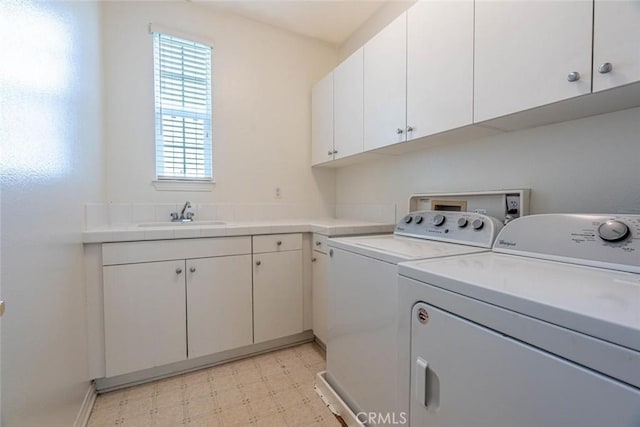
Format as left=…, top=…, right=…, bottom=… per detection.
left=153, top=180, right=216, bottom=192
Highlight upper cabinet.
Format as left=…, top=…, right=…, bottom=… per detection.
left=593, top=0, right=640, bottom=92
left=311, top=72, right=334, bottom=166
left=407, top=0, right=474, bottom=139
left=364, top=13, right=407, bottom=151
left=312, top=0, right=640, bottom=167
left=474, top=0, right=593, bottom=122
left=334, top=47, right=364, bottom=160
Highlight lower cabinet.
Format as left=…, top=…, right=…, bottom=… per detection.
left=104, top=260, right=187, bottom=377
left=253, top=249, right=303, bottom=343
left=186, top=255, right=253, bottom=359
left=101, top=234, right=304, bottom=378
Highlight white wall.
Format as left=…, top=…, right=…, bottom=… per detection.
left=338, top=1, right=415, bottom=62
left=102, top=1, right=337, bottom=207
left=0, top=0, right=104, bottom=425
left=335, top=107, right=640, bottom=216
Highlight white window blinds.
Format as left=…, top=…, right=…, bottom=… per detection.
left=153, top=31, right=212, bottom=180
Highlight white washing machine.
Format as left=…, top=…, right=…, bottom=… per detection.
left=319, top=211, right=504, bottom=425
left=397, top=214, right=640, bottom=426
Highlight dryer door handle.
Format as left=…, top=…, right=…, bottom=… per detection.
left=416, top=357, right=429, bottom=408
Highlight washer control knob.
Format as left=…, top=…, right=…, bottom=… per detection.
left=457, top=217, right=468, bottom=228
left=432, top=214, right=445, bottom=226
left=414, top=215, right=424, bottom=224
left=472, top=219, right=484, bottom=230
left=598, top=220, right=630, bottom=242
left=404, top=215, right=413, bottom=224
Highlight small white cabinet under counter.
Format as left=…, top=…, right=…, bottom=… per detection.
left=102, top=237, right=252, bottom=377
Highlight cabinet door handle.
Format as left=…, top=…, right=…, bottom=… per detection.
left=332, top=149, right=338, bottom=154
left=190, top=267, right=196, bottom=273
left=315, top=241, right=322, bottom=246
left=598, top=62, right=613, bottom=74
left=255, top=260, right=261, bottom=266
left=176, top=268, right=183, bottom=274
left=328, top=150, right=333, bottom=156
left=277, top=240, right=282, bottom=246
left=567, top=71, right=580, bottom=82
left=407, top=126, right=414, bottom=132
left=311, top=257, right=317, bottom=262
left=396, top=128, right=404, bottom=134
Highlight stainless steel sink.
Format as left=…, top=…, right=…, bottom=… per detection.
left=138, top=220, right=226, bottom=227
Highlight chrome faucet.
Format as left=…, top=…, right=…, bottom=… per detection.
left=171, top=201, right=195, bottom=222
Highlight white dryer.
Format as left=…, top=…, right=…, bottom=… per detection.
left=319, top=211, right=503, bottom=425
left=397, top=214, right=640, bottom=426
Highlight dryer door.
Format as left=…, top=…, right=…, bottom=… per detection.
left=410, top=302, right=640, bottom=426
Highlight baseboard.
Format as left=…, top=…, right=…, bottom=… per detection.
left=95, top=330, right=314, bottom=392
left=73, top=383, right=97, bottom=427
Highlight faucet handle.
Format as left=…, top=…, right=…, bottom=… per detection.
left=186, top=212, right=195, bottom=220
left=170, top=212, right=179, bottom=221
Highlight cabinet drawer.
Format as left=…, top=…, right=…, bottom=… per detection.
left=103, top=237, right=251, bottom=266
left=312, top=233, right=328, bottom=254
left=252, top=233, right=303, bottom=253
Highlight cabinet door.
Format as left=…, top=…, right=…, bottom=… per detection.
left=104, top=260, right=187, bottom=377
left=474, top=0, right=592, bottom=122
left=593, top=0, right=640, bottom=92
left=311, top=72, right=334, bottom=165
left=186, top=255, right=253, bottom=359
left=407, top=0, right=473, bottom=138
left=364, top=12, right=407, bottom=150
left=253, top=250, right=303, bottom=343
left=334, top=47, right=364, bottom=160
left=311, top=251, right=328, bottom=344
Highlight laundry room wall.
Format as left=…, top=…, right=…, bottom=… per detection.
left=102, top=1, right=337, bottom=208
left=334, top=107, right=640, bottom=216
left=0, top=0, right=105, bottom=424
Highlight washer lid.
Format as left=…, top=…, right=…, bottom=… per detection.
left=329, top=234, right=487, bottom=264
left=399, top=252, right=640, bottom=353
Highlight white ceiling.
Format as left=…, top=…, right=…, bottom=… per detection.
left=192, top=0, right=387, bottom=45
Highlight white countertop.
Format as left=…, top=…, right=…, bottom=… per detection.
left=83, top=218, right=395, bottom=243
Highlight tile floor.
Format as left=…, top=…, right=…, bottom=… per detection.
left=88, top=342, right=342, bottom=426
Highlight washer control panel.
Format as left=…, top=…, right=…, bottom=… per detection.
left=395, top=211, right=504, bottom=248
left=493, top=214, right=640, bottom=273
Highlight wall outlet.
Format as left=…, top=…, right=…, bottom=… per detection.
left=275, top=187, right=282, bottom=199
left=506, top=195, right=520, bottom=216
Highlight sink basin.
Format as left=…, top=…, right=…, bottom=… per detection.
left=138, top=220, right=226, bottom=227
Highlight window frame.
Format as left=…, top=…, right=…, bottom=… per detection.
left=150, top=24, right=214, bottom=190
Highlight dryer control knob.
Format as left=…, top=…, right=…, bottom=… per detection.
left=472, top=219, right=484, bottom=230
left=414, top=215, right=424, bottom=224
left=598, top=220, right=630, bottom=242
left=457, top=217, right=468, bottom=228
left=432, top=214, right=445, bottom=226
left=404, top=215, right=413, bottom=224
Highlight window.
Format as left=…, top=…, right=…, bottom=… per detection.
left=153, top=31, right=212, bottom=181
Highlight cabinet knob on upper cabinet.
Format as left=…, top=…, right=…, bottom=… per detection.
left=255, top=260, right=261, bottom=266
left=311, top=257, right=317, bottom=262
left=190, top=267, right=196, bottom=273
left=277, top=240, right=282, bottom=246
left=315, top=241, right=322, bottom=246
left=406, top=126, right=414, bottom=132
left=396, top=128, right=404, bottom=134
left=332, top=149, right=338, bottom=154
left=176, top=268, right=183, bottom=274
left=328, top=150, right=333, bottom=156
left=598, top=62, right=613, bottom=74
left=567, top=72, right=580, bottom=82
